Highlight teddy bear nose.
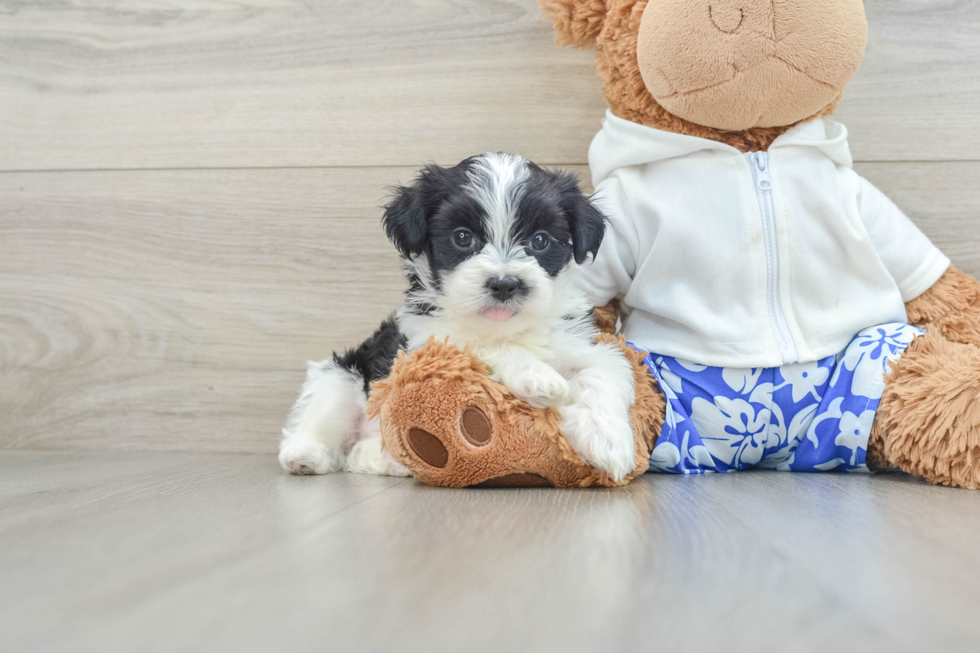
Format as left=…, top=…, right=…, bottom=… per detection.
left=709, top=3, right=745, bottom=34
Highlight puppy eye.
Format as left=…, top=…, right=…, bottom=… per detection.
left=530, top=232, right=551, bottom=252
left=453, top=228, right=475, bottom=249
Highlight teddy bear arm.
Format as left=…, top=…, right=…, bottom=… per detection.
left=905, top=266, right=980, bottom=347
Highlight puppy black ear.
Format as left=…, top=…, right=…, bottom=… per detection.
left=382, top=178, right=429, bottom=259
left=555, top=171, right=606, bottom=264
left=382, top=163, right=466, bottom=259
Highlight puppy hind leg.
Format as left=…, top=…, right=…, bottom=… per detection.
left=344, top=413, right=412, bottom=477
left=279, top=361, right=366, bottom=475
left=281, top=314, right=407, bottom=475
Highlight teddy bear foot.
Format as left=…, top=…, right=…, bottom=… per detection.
left=365, top=336, right=665, bottom=489
left=404, top=408, right=555, bottom=487
left=871, top=331, right=980, bottom=489
left=366, top=341, right=592, bottom=488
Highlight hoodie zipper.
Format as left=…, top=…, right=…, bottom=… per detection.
left=749, top=151, right=799, bottom=365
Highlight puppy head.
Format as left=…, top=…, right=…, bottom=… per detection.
left=383, top=153, right=605, bottom=327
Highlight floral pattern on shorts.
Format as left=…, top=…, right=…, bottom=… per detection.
left=635, top=323, right=923, bottom=474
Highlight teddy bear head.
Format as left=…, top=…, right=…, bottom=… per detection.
left=541, top=0, right=868, bottom=151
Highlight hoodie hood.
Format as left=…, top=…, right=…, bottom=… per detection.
left=589, top=109, right=854, bottom=186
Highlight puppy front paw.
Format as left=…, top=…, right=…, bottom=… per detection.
left=502, top=363, right=570, bottom=409
left=559, top=405, right=636, bottom=481
left=279, top=436, right=344, bottom=475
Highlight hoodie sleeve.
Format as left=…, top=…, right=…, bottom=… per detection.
left=580, top=175, right=639, bottom=307
left=855, top=174, right=950, bottom=302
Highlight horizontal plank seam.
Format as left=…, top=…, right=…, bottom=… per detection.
left=0, top=447, right=279, bottom=456
left=1, top=160, right=978, bottom=175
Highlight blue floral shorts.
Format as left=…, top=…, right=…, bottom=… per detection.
left=635, top=323, right=923, bottom=474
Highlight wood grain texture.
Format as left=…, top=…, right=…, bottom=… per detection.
left=712, top=471, right=980, bottom=651
left=0, top=167, right=408, bottom=453
left=835, top=0, right=980, bottom=162
left=3, top=452, right=980, bottom=652
left=1, top=0, right=978, bottom=171
left=1, top=163, right=978, bottom=453
left=856, top=162, right=980, bottom=274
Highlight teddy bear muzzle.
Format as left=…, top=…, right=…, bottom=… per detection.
left=635, top=0, right=868, bottom=131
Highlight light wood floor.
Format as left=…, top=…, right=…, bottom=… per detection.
left=3, top=452, right=980, bottom=653
left=3, top=3, right=980, bottom=650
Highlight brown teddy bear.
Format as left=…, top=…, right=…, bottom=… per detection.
left=369, top=0, right=980, bottom=489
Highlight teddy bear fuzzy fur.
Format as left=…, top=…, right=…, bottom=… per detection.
left=366, top=334, right=664, bottom=488
left=871, top=268, right=980, bottom=488
left=541, top=0, right=842, bottom=152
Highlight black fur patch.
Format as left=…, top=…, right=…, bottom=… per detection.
left=405, top=301, right=436, bottom=316
left=426, top=192, right=488, bottom=273
left=404, top=273, right=437, bottom=315
left=333, top=315, right=407, bottom=393
left=516, top=163, right=607, bottom=273
left=382, top=159, right=477, bottom=259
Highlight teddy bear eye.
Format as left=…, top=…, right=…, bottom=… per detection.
left=530, top=232, right=551, bottom=252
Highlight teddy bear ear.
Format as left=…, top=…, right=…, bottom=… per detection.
left=539, top=0, right=607, bottom=49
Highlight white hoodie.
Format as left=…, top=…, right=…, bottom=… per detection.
left=584, top=110, right=949, bottom=368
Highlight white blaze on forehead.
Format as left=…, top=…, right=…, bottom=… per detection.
left=464, top=153, right=529, bottom=251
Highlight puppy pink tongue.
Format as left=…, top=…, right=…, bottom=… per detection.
left=483, top=307, right=516, bottom=322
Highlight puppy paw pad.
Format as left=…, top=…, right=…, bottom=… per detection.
left=460, top=406, right=493, bottom=447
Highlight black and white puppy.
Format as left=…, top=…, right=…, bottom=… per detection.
left=279, top=153, right=637, bottom=480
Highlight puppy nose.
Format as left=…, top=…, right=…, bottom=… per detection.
left=486, top=277, right=524, bottom=302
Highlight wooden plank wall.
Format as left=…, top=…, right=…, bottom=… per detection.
left=1, top=1, right=978, bottom=453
